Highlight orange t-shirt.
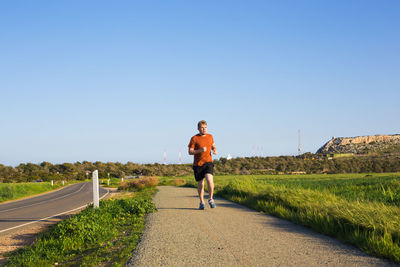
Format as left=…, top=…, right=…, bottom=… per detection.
left=188, top=134, right=214, bottom=166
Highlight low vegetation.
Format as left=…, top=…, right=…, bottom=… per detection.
left=0, top=182, right=65, bottom=203
left=5, top=185, right=157, bottom=266
left=172, top=178, right=186, bottom=186
left=119, top=176, right=158, bottom=190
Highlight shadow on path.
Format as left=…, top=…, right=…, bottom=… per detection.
left=157, top=207, right=198, bottom=211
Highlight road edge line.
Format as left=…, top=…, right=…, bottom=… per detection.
left=0, top=189, right=110, bottom=234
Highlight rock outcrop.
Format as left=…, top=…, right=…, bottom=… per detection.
left=317, top=134, right=400, bottom=154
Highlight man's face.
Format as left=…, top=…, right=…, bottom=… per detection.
left=198, top=124, right=207, bottom=135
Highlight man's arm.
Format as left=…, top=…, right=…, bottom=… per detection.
left=211, top=143, right=217, bottom=155
left=188, top=147, right=207, bottom=155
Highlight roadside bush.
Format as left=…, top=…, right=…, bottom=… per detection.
left=119, top=176, right=159, bottom=190
left=172, top=178, right=186, bottom=186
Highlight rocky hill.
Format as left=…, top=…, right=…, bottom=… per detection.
left=316, top=134, right=400, bottom=154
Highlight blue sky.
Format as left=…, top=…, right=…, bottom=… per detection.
left=1, top=1, right=399, bottom=166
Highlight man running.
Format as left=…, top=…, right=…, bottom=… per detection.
left=188, top=120, right=217, bottom=210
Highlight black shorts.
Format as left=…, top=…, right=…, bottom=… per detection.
left=192, top=162, right=214, bottom=181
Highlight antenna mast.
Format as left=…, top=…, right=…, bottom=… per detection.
left=298, top=129, right=302, bottom=155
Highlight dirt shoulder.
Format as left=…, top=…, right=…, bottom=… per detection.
left=128, top=186, right=396, bottom=267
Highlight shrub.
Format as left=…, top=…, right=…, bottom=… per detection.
left=119, top=176, right=159, bottom=190
left=172, top=178, right=186, bottom=186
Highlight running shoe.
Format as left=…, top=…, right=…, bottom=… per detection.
left=199, top=202, right=205, bottom=210
left=208, top=199, right=216, bottom=208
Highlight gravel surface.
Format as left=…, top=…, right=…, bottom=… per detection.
left=128, top=186, right=396, bottom=267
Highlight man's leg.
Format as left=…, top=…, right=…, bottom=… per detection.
left=205, top=173, right=216, bottom=208
left=205, top=173, right=214, bottom=200
left=197, top=179, right=205, bottom=203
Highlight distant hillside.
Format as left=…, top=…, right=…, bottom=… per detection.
left=317, top=134, right=400, bottom=154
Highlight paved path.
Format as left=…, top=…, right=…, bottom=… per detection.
left=128, top=186, right=396, bottom=267
left=0, top=182, right=109, bottom=235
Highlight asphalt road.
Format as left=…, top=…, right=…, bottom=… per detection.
left=128, top=186, right=396, bottom=267
left=0, top=182, right=108, bottom=235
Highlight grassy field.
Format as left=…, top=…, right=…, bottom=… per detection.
left=5, top=187, right=157, bottom=267
left=161, top=173, right=400, bottom=263
left=0, top=182, right=68, bottom=203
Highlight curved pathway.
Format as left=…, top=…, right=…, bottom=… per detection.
left=128, top=186, right=396, bottom=267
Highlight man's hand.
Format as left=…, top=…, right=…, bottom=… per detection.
left=202, top=147, right=207, bottom=152
left=211, top=143, right=217, bottom=155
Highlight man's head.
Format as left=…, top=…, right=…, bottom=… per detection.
left=197, top=120, right=207, bottom=135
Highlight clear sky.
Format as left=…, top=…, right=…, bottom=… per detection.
left=1, top=1, right=399, bottom=166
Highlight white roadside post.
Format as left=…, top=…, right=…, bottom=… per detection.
left=92, top=170, right=100, bottom=208
left=62, top=180, right=65, bottom=186
left=51, top=180, right=53, bottom=186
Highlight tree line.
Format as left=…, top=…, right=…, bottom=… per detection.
left=1, top=154, right=399, bottom=182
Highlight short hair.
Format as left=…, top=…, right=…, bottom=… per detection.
left=197, top=120, right=207, bottom=128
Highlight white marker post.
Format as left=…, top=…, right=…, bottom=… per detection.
left=92, top=170, right=99, bottom=208
left=51, top=180, right=53, bottom=186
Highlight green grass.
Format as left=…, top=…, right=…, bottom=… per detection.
left=234, top=173, right=400, bottom=205
left=0, top=182, right=68, bottom=203
left=99, top=177, right=123, bottom=188
left=163, top=173, right=400, bottom=263
left=4, top=188, right=157, bottom=267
